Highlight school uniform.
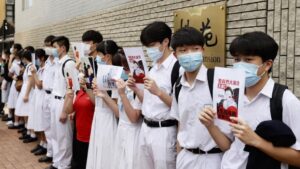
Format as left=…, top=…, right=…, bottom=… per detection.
left=113, top=88, right=142, bottom=169
left=221, top=78, right=300, bottom=169
left=7, top=59, right=21, bottom=109
left=42, top=57, right=58, bottom=159
left=86, top=64, right=118, bottom=169
left=1, top=62, right=12, bottom=104
left=32, top=66, right=46, bottom=132
left=15, top=63, right=35, bottom=118
left=138, top=54, right=178, bottom=169
left=170, top=65, right=232, bottom=169
left=51, top=55, right=79, bottom=169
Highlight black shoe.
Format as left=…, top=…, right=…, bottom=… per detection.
left=38, top=156, right=53, bottom=163
left=23, top=137, right=38, bottom=143
left=31, top=144, right=42, bottom=153
left=21, top=129, right=28, bottom=135
left=18, top=127, right=26, bottom=133
left=34, top=147, right=47, bottom=156
left=19, top=134, right=30, bottom=140
left=45, top=165, right=57, bottom=169
left=8, top=124, right=21, bottom=129
left=1, top=115, right=9, bottom=121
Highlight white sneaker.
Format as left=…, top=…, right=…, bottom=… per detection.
left=6, top=120, right=13, bottom=125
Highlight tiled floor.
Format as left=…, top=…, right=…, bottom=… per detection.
left=0, top=120, right=49, bottom=169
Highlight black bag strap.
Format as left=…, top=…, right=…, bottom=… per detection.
left=170, top=60, right=181, bottom=94
left=174, top=75, right=182, bottom=103
left=207, top=68, right=215, bottom=98
left=62, top=59, right=75, bottom=77
left=270, top=83, right=288, bottom=121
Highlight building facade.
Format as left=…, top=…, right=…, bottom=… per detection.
left=14, top=0, right=300, bottom=97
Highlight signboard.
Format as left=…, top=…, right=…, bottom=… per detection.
left=174, top=4, right=226, bottom=68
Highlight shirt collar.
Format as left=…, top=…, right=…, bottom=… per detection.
left=181, top=64, right=207, bottom=87
left=259, top=78, right=274, bottom=98
left=153, top=53, right=176, bottom=70
left=58, top=55, right=69, bottom=64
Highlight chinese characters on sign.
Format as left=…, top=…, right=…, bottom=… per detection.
left=174, top=5, right=226, bottom=68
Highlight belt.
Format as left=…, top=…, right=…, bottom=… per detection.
left=45, top=90, right=52, bottom=94
left=143, top=118, right=178, bottom=128
left=54, top=95, right=64, bottom=100
left=184, top=147, right=222, bottom=154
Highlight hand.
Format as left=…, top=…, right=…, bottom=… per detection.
left=30, top=66, right=37, bottom=74
left=79, top=77, right=87, bottom=89
left=229, top=117, right=263, bottom=147
left=59, top=112, right=68, bottom=124
left=65, top=89, right=74, bottom=99
left=144, top=77, right=161, bottom=96
left=127, top=73, right=138, bottom=91
left=93, top=88, right=108, bottom=98
left=23, top=96, right=29, bottom=103
left=69, top=113, right=75, bottom=121
left=13, top=75, right=18, bottom=81
left=92, top=78, right=97, bottom=89
left=199, top=106, right=216, bottom=128
left=115, top=79, right=126, bottom=95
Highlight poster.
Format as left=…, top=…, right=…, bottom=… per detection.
left=71, top=42, right=85, bottom=59
left=96, top=65, right=123, bottom=90
left=213, top=67, right=245, bottom=123
left=123, top=47, right=148, bottom=87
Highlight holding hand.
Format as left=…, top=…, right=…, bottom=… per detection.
left=127, top=73, right=138, bottom=91
left=115, top=79, right=126, bottom=96
left=30, top=66, right=37, bottom=74
left=199, top=106, right=216, bottom=128
left=144, top=77, right=161, bottom=96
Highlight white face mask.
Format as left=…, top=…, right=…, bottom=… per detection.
left=84, top=44, right=91, bottom=56
left=10, top=48, right=13, bottom=53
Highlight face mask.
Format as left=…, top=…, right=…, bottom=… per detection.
left=95, top=56, right=106, bottom=65
left=178, top=52, right=203, bottom=72
left=84, top=44, right=91, bottom=56
left=233, top=62, right=265, bottom=87
left=52, top=48, right=59, bottom=58
left=44, top=47, right=53, bottom=56
left=121, top=70, right=128, bottom=80
left=35, top=59, right=40, bottom=67
left=146, top=46, right=163, bottom=63
left=10, top=48, right=13, bottom=53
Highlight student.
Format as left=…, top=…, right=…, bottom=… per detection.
left=1, top=49, right=12, bottom=116
left=15, top=50, right=36, bottom=143
left=7, top=43, right=22, bottom=129
left=49, top=36, right=79, bottom=169
left=169, top=27, right=231, bottom=169
left=29, top=49, right=49, bottom=156
left=113, top=49, right=142, bottom=169
left=127, top=21, right=179, bottom=169
left=86, top=40, right=119, bottom=169
left=39, top=35, right=57, bottom=164
left=199, top=31, right=300, bottom=169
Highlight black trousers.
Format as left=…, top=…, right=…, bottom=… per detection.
left=71, top=138, right=89, bottom=169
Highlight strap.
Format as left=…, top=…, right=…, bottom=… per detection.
left=207, top=68, right=215, bottom=98
left=62, top=59, right=75, bottom=77
left=170, top=60, right=181, bottom=94
left=270, top=83, right=288, bottom=121
left=174, top=75, right=182, bottom=103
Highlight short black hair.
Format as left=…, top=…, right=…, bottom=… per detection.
left=24, top=46, right=35, bottom=53
left=44, top=35, right=55, bottom=44
left=13, top=43, right=22, bottom=51
left=140, top=21, right=172, bottom=47
left=35, top=49, right=48, bottom=61
left=51, top=36, right=70, bottom=52
left=229, top=31, right=278, bottom=62
left=82, top=30, right=103, bottom=43
left=96, top=40, right=119, bottom=56
left=22, top=50, right=32, bottom=62
left=171, top=27, right=205, bottom=50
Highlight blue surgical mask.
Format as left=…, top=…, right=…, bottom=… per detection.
left=121, top=70, right=128, bottom=80
left=233, top=62, right=265, bottom=87
left=95, top=56, right=106, bottom=65
left=178, top=52, right=203, bottom=72
left=52, top=48, right=59, bottom=58
left=146, top=47, right=163, bottom=63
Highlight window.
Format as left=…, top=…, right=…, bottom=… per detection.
left=22, top=0, right=33, bottom=10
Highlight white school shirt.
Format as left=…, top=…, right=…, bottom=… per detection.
left=9, top=59, right=21, bottom=76
left=42, top=57, right=58, bottom=91
left=170, top=65, right=232, bottom=150
left=221, top=78, right=300, bottom=169
left=52, top=55, right=79, bottom=97
left=142, top=53, right=177, bottom=121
